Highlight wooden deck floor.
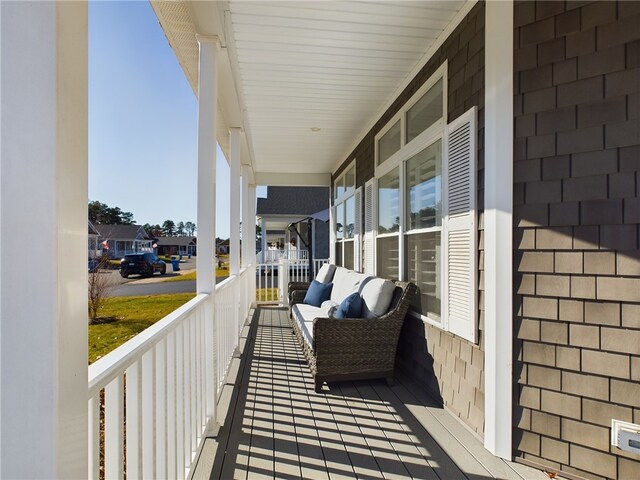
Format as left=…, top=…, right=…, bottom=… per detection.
left=193, top=307, right=551, bottom=480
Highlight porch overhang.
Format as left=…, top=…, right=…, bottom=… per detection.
left=150, top=0, right=474, bottom=182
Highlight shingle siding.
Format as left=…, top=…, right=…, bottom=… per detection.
left=332, top=2, right=486, bottom=436
left=513, top=2, right=640, bottom=478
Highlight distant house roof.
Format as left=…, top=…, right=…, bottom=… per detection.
left=156, top=236, right=196, bottom=246
left=93, top=224, right=149, bottom=241
left=257, top=186, right=329, bottom=216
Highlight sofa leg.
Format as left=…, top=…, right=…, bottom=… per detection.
left=314, top=380, right=323, bottom=393
left=385, top=376, right=395, bottom=387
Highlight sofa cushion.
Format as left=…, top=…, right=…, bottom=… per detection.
left=315, top=263, right=336, bottom=283
left=360, top=278, right=396, bottom=319
left=292, top=303, right=323, bottom=348
left=330, top=267, right=370, bottom=304
left=303, top=280, right=333, bottom=307
left=335, top=292, right=363, bottom=319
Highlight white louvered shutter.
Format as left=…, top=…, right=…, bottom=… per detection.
left=443, top=106, right=477, bottom=343
left=363, top=178, right=377, bottom=275
left=354, top=187, right=363, bottom=272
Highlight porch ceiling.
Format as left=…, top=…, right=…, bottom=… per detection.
left=152, top=1, right=468, bottom=181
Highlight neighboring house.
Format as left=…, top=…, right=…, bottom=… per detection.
left=93, top=224, right=153, bottom=258
left=87, top=221, right=100, bottom=259
left=155, top=236, right=197, bottom=257
left=257, top=186, right=330, bottom=262
left=216, top=239, right=229, bottom=255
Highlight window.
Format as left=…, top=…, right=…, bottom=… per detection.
left=375, top=62, right=446, bottom=170
left=406, top=78, right=443, bottom=143
left=333, top=161, right=359, bottom=269
left=376, top=168, right=399, bottom=280
left=369, top=62, right=480, bottom=342
left=378, top=120, right=401, bottom=165
left=406, top=140, right=442, bottom=230
left=405, top=139, right=443, bottom=321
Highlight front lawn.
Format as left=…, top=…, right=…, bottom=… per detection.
left=162, top=267, right=228, bottom=283
left=88, top=293, right=196, bottom=364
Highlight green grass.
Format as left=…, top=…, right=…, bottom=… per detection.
left=162, top=266, right=229, bottom=282
left=164, top=271, right=197, bottom=282
left=88, top=293, right=196, bottom=364
left=257, top=288, right=279, bottom=302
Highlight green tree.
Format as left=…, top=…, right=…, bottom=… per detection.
left=88, top=200, right=135, bottom=225
left=176, top=221, right=185, bottom=236
left=184, top=221, right=196, bottom=236
left=162, top=219, right=176, bottom=236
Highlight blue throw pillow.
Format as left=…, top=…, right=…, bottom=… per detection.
left=303, top=280, right=333, bottom=307
left=334, top=292, right=363, bottom=319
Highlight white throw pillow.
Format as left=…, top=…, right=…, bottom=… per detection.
left=360, top=278, right=396, bottom=319
left=320, top=300, right=340, bottom=318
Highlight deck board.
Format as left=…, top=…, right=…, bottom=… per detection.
left=198, top=307, right=553, bottom=480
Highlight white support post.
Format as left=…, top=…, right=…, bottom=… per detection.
left=249, top=185, right=257, bottom=266
left=195, top=34, right=219, bottom=430
left=484, top=0, right=514, bottom=460
left=0, top=2, right=88, bottom=477
left=260, top=217, right=267, bottom=263
left=229, top=128, right=241, bottom=275
left=241, top=167, right=251, bottom=267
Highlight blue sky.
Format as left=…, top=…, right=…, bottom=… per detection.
left=89, top=1, right=258, bottom=239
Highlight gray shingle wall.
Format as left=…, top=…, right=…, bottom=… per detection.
left=514, top=2, right=640, bottom=478
left=333, top=2, right=487, bottom=436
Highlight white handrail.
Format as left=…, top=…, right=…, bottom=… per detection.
left=88, top=293, right=209, bottom=397
left=87, top=264, right=256, bottom=479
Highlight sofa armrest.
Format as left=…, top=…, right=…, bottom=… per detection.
left=290, top=290, right=307, bottom=306
left=288, top=281, right=310, bottom=295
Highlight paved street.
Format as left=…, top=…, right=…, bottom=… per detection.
left=111, top=279, right=197, bottom=297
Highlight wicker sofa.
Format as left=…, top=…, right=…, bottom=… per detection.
left=289, top=265, right=416, bottom=392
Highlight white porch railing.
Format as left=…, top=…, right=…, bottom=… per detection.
left=256, top=248, right=308, bottom=263
left=87, top=265, right=255, bottom=480
left=256, top=258, right=329, bottom=306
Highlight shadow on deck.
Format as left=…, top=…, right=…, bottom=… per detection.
left=193, top=307, right=550, bottom=480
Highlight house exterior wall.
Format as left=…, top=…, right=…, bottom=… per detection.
left=513, top=1, right=640, bottom=478
left=331, top=2, right=486, bottom=436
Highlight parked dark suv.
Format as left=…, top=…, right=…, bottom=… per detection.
left=120, top=253, right=166, bottom=278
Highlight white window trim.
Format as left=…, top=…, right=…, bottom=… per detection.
left=374, top=61, right=448, bottom=175
left=334, top=159, right=356, bottom=204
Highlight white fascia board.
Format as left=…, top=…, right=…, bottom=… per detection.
left=331, top=0, right=478, bottom=174
left=255, top=172, right=331, bottom=187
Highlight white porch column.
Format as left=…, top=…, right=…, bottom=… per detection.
left=0, top=2, right=88, bottom=477
left=241, top=167, right=251, bottom=267
left=195, top=34, right=219, bottom=429
left=484, top=0, right=514, bottom=460
left=229, top=128, right=241, bottom=275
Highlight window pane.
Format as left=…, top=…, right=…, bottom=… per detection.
left=405, top=231, right=441, bottom=320
left=343, top=239, right=354, bottom=270
left=345, top=166, right=355, bottom=197
left=335, top=178, right=345, bottom=200
left=345, top=196, right=355, bottom=239
left=378, top=120, right=401, bottom=165
left=406, top=140, right=442, bottom=230
left=406, top=78, right=443, bottom=143
left=336, top=203, right=343, bottom=240
left=376, top=235, right=399, bottom=280
left=378, top=169, right=399, bottom=234
left=335, top=242, right=343, bottom=267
